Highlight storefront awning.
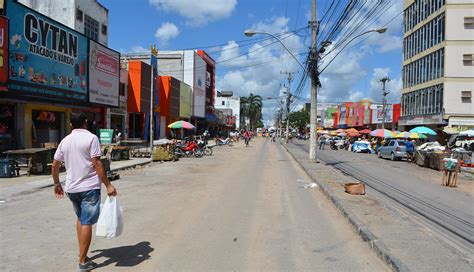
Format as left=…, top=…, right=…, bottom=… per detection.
left=448, top=116, right=474, bottom=126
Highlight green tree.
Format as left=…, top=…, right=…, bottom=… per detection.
left=240, top=93, right=263, bottom=131
left=288, top=109, right=309, bottom=130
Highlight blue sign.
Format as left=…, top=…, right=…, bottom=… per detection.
left=6, top=0, right=88, bottom=103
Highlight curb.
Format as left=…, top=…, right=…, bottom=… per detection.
left=281, top=143, right=409, bottom=272
left=111, top=159, right=151, bottom=172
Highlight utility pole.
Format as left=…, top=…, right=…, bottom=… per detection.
left=149, top=44, right=158, bottom=154
left=380, top=76, right=390, bottom=130
left=281, top=72, right=294, bottom=143
left=309, top=0, right=318, bottom=161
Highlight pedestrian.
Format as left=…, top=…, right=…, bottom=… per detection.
left=51, top=113, right=117, bottom=271
left=319, top=135, right=325, bottom=150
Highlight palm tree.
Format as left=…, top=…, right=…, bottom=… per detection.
left=240, top=93, right=262, bottom=131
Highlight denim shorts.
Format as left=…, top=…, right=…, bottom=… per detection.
left=67, top=189, right=101, bottom=225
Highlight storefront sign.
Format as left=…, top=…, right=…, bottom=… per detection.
left=193, top=52, right=206, bottom=118
left=6, top=0, right=87, bottom=102
left=99, top=129, right=114, bottom=144
left=371, top=104, right=393, bottom=124
left=89, top=40, right=119, bottom=106
left=0, top=16, right=8, bottom=90
left=339, top=106, right=346, bottom=125
left=179, top=81, right=191, bottom=118
left=398, top=113, right=444, bottom=126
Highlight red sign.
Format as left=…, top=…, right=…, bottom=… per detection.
left=226, top=115, right=236, bottom=126
left=0, top=16, right=8, bottom=90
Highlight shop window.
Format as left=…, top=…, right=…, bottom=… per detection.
left=32, top=110, right=65, bottom=148
left=465, top=17, right=474, bottom=29
left=0, top=105, right=15, bottom=151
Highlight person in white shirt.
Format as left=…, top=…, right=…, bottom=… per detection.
left=52, top=113, right=117, bottom=271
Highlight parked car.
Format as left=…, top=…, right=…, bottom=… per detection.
left=378, top=140, right=407, bottom=160
left=351, top=140, right=374, bottom=153
left=324, top=136, right=346, bottom=146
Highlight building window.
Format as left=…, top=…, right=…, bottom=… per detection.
left=465, top=17, right=474, bottom=28
left=401, top=84, right=444, bottom=116
left=101, top=24, right=107, bottom=36
left=463, top=54, right=474, bottom=66
left=461, top=91, right=472, bottom=103
left=119, top=83, right=126, bottom=96
left=76, top=8, right=83, bottom=22
left=84, top=15, right=99, bottom=41
left=221, top=101, right=225, bottom=106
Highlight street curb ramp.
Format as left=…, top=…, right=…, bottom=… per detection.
left=281, top=142, right=409, bottom=272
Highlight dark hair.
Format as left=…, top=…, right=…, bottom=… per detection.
left=70, top=112, right=87, bottom=129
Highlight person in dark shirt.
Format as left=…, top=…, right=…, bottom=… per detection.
left=406, top=139, right=415, bottom=161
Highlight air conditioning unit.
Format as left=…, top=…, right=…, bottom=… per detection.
left=461, top=91, right=472, bottom=98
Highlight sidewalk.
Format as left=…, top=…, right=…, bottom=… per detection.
left=282, top=142, right=472, bottom=272
left=0, top=158, right=150, bottom=201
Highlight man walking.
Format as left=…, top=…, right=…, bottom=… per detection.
left=52, top=113, right=117, bottom=271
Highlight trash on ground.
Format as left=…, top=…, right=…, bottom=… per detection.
left=304, top=182, right=318, bottom=189
left=343, top=182, right=366, bottom=195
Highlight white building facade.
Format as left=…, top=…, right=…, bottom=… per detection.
left=214, top=95, right=241, bottom=129
left=400, top=0, right=474, bottom=129
left=19, top=0, right=109, bottom=46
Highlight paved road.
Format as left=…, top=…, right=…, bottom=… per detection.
left=0, top=139, right=387, bottom=271
left=293, top=140, right=474, bottom=256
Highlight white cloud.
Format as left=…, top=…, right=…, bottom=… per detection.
left=155, top=22, right=179, bottom=44
left=149, top=0, right=237, bottom=27
left=216, top=17, right=306, bottom=124
left=368, top=68, right=402, bottom=103
left=130, top=45, right=147, bottom=53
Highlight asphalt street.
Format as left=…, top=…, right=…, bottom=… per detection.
left=0, top=139, right=387, bottom=271
left=293, top=140, right=474, bottom=256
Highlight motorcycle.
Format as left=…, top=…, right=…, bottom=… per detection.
left=216, top=137, right=233, bottom=146
left=330, top=141, right=338, bottom=150
left=174, top=140, right=203, bottom=158
left=197, top=139, right=214, bottom=156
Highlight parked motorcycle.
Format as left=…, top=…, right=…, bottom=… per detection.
left=174, top=140, right=203, bottom=158
left=197, top=139, right=213, bottom=156
left=330, top=141, right=338, bottom=150
left=216, top=137, right=233, bottom=146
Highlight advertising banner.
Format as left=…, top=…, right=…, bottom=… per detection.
left=0, top=16, right=8, bottom=90
left=371, top=104, right=393, bottom=124
left=89, top=40, right=119, bottom=106
left=179, top=81, right=191, bottom=118
left=6, top=0, right=88, bottom=102
left=339, top=106, right=346, bottom=125
left=193, top=52, right=206, bottom=118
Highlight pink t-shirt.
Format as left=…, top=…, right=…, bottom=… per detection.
left=54, top=129, right=102, bottom=193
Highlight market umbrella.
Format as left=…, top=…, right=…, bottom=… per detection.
left=168, top=120, right=195, bottom=130
left=358, top=128, right=372, bottom=134
left=345, top=128, right=358, bottom=133
left=338, top=132, right=347, bottom=137
left=347, top=132, right=361, bottom=137
left=336, top=128, right=344, bottom=133
left=396, top=132, right=426, bottom=139
left=370, top=129, right=395, bottom=138
left=329, top=130, right=338, bottom=136
left=409, top=126, right=436, bottom=135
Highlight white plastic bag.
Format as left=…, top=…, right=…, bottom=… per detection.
left=96, top=196, right=123, bottom=238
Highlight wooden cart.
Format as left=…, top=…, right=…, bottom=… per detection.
left=3, top=147, right=56, bottom=175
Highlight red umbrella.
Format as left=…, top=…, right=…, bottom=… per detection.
left=358, top=129, right=372, bottom=134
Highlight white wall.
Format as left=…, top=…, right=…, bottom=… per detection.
left=444, top=45, right=474, bottom=78
left=19, top=0, right=109, bottom=46
left=214, top=96, right=240, bottom=129
left=443, top=81, right=474, bottom=116
left=75, top=0, right=108, bottom=46
left=445, top=4, right=474, bottom=41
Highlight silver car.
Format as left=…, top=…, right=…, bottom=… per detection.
left=378, top=140, right=407, bottom=161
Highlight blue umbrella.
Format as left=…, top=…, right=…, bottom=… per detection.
left=409, top=126, right=436, bottom=135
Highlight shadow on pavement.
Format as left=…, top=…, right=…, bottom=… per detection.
left=90, top=241, right=154, bottom=268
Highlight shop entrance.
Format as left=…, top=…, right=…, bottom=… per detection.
left=0, top=104, right=15, bottom=152
left=111, top=114, right=125, bottom=137
left=129, top=112, right=143, bottom=139
left=32, top=110, right=66, bottom=147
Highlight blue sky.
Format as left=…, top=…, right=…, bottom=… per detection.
left=102, top=0, right=403, bottom=123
